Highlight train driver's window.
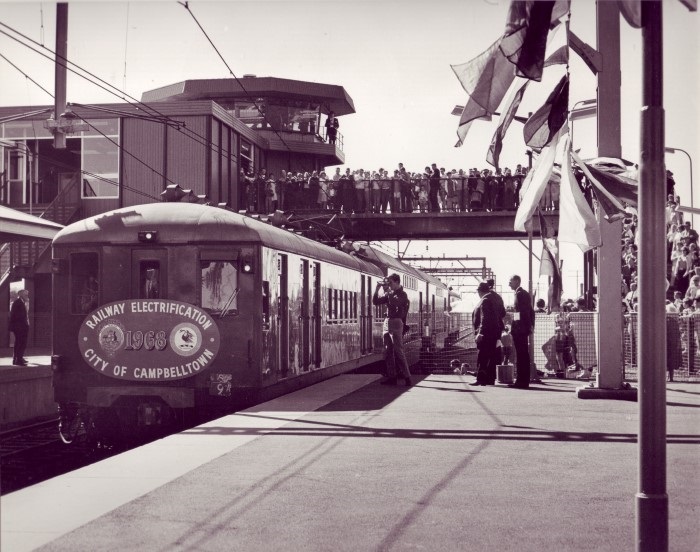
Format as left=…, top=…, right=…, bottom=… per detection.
left=139, top=261, right=161, bottom=299
left=71, top=252, right=99, bottom=314
left=201, top=259, right=238, bottom=315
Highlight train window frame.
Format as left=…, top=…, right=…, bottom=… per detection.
left=139, top=261, right=161, bottom=299
left=199, top=250, right=241, bottom=316
left=70, top=252, right=99, bottom=315
left=327, top=288, right=334, bottom=323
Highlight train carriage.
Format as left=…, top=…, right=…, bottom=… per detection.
left=50, top=202, right=465, bottom=442
left=51, top=203, right=386, bottom=439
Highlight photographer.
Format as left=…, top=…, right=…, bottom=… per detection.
left=372, top=273, right=412, bottom=386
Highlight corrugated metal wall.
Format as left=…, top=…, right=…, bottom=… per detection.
left=121, top=118, right=167, bottom=207
left=167, top=116, right=208, bottom=195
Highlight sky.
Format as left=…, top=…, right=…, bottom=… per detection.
left=1, top=0, right=698, bottom=304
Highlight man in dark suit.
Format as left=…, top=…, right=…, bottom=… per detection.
left=508, top=275, right=535, bottom=388
left=471, top=281, right=505, bottom=386
left=9, top=289, right=30, bottom=366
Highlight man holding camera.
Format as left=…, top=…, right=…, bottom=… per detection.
left=373, top=273, right=412, bottom=386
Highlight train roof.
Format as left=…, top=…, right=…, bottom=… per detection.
left=53, top=203, right=383, bottom=275
left=356, top=245, right=411, bottom=274
left=353, top=245, right=448, bottom=290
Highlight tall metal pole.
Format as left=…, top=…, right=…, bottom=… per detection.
left=636, top=2, right=668, bottom=550
left=53, top=3, right=68, bottom=149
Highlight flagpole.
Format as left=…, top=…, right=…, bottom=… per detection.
left=636, top=1, right=668, bottom=550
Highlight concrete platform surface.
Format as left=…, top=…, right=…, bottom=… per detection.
left=2, top=374, right=699, bottom=552
left=0, top=348, right=52, bottom=369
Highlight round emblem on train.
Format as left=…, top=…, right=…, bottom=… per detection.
left=78, top=299, right=221, bottom=381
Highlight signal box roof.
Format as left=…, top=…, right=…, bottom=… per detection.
left=141, top=77, right=356, bottom=116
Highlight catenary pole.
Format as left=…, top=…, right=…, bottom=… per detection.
left=53, top=3, right=68, bottom=149
left=636, top=1, right=668, bottom=550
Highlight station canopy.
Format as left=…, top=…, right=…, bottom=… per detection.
left=0, top=205, right=64, bottom=242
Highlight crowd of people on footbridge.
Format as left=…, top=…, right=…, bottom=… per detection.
left=237, top=162, right=561, bottom=215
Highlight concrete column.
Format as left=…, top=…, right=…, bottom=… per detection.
left=577, top=0, right=634, bottom=399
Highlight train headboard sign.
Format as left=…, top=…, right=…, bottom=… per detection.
left=78, top=300, right=221, bottom=381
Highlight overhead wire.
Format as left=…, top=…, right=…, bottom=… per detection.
left=1, top=56, right=179, bottom=192
left=178, top=1, right=294, bottom=153
left=0, top=20, right=234, bottom=165
left=0, top=21, right=245, bottom=202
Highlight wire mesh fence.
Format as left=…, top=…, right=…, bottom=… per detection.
left=398, top=311, right=700, bottom=383
left=623, top=312, right=700, bottom=383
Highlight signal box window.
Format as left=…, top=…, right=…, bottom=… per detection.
left=139, top=261, right=161, bottom=299
left=71, top=252, right=99, bottom=314
left=201, top=260, right=238, bottom=315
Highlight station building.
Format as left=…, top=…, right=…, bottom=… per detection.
left=0, top=75, right=355, bottom=347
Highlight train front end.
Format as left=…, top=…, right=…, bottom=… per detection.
left=51, top=204, right=262, bottom=443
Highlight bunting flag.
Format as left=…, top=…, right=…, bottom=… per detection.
left=500, top=0, right=571, bottom=81
left=486, top=44, right=568, bottom=169
left=567, top=29, right=602, bottom=74
left=618, top=0, right=642, bottom=28
left=571, top=150, right=638, bottom=221
left=513, top=128, right=565, bottom=232
left=486, top=80, right=529, bottom=170
left=544, top=44, right=569, bottom=68
left=538, top=210, right=563, bottom=311
left=558, top=138, right=601, bottom=251
left=523, top=74, right=569, bottom=150
left=451, top=37, right=516, bottom=146
left=587, top=163, right=638, bottom=207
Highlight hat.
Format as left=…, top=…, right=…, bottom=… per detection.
left=477, top=282, right=490, bottom=293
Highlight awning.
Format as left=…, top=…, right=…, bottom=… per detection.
left=0, top=205, right=64, bottom=242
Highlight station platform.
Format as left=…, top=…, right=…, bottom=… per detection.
left=0, top=348, right=55, bottom=431
left=2, top=373, right=699, bottom=552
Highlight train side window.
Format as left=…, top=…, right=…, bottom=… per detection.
left=333, top=289, right=338, bottom=323
left=71, top=252, right=99, bottom=314
left=139, top=261, right=161, bottom=299
left=327, top=288, right=334, bottom=322
left=200, top=260, right=239, bottom=315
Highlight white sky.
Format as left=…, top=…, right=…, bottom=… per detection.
left=1, top=0, right=698, bottom=303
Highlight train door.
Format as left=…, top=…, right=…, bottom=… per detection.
left=360, top=276, right=367, bottom=353
left=301, top=259, right=310, bottom=371
left=278, top=254, right=289, bottom=378
left=366, top=277, right=374, bottom=351
left=132, top=249, right=168, bottom=299
left=311, top=262, right=321, bottom=367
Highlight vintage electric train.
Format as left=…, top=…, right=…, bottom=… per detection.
left=51, top=203, right=467, bottom=442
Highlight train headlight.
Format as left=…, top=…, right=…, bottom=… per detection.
left=241, top=256, right=254, bottom=274
left=138, top=231, right=158, bottom=243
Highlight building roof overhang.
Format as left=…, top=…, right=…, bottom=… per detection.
left=141, top=77, right=356, bottom=116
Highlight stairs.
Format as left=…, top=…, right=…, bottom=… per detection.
left=0, top=173, right=81, bottom=287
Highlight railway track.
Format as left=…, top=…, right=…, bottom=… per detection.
left=0, top=419, right=117, bottom=495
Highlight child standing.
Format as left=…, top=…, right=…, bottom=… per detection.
left=418, top=184, right=429, bottom=213
left=500, top=325, right=514, bottom=365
